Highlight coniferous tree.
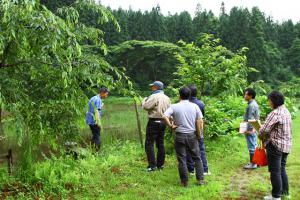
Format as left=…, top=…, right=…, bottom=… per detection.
left=148, top=5, right=167, bottom=41
left=176, top=11, right=194, bottom=42
left=247, top=7, right=268, bottom=81
left=287, top=38, right=300, bottom=75
left=165, top=12, right=179, bottom=43
left=278, top=20, right=297, bottom=49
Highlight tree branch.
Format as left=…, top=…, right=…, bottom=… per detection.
left=0, top=60, right=53, bottom=69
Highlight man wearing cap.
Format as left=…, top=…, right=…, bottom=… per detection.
left=142, top=81, right=171, bottom=172
left=85, top=88, right=109, bottom=151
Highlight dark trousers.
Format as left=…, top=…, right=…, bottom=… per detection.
left=186, top=137, right=209, bottom=173
left=175, top=133, right=204, bottom=183
left=89, top=124, right=101, bottom=150
left=145, top=119, right=166, bottom=168
left=266, top=142, right=289, bottom=198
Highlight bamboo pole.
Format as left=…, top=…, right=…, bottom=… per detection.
left=134, top=98, right=143, bottom=148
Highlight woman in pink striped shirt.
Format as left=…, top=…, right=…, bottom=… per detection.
left=260, top=91, right=292, bottom=200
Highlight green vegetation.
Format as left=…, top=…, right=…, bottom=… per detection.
left=1, top=0, right=300, bottom=199
left=109, top=40, right=181, bottom=90
left=40, top=1, right=300, bottom=90
left=174, top=35, right=249, bottom=97
left=100, top=4, right=300, bottom=86
left=0, top=0, right=130, bottom=177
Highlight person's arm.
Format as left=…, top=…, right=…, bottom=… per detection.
left=142, top=95, right=157, bottom=110
left=163, top=106, right=177, bottom=130
left=196, top=118, right=204, bottom=139
left=259, top=111, right=278, bottom=139
left=94, top=99, right=102, bottom=128
left=95, top=109, right=101, bottom=127
left=195, top=106, right=204, bottom=138
left=163, top=116, right=177, bottom=129
left=254, top=105, right=260, bottom=121
left=245, top=104, right=257, bottom=133
left=243, top=106, right=248, bottom=122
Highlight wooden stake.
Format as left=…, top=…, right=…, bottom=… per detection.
left=7, top=149, right=12, bottom=175
left=134, top=98, right=143, bottom=148
left=0, top=106, right=3, bottom=136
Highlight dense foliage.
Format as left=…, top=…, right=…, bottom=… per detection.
left=174, top=35, right=250, bottom=97
left=0, top=0, right=129, bottom=176
left=41, top=1, right=300, bottom=92
left=109, top=40, right=181, bottom=90
left=99, top=4, right=300, bottom=88
left=202, top=95, right=297, bottom=138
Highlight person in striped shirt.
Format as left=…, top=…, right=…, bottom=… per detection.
left=259, top=91, right=292, bottom=200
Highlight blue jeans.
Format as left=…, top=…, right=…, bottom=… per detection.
left=245, top=133, right=257, bottom=163
left=186, top=137, right=208, bottom=173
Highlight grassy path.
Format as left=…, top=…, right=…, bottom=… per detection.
left=72, top=112, right=300, bottom=200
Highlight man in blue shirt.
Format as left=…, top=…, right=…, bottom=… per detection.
left=186, top=85, right=211, bottom=176
left=85, top=88, right=109, bottom=150
left=243, top=88, right=260, bottom=169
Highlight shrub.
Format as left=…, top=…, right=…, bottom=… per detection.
left=204, top=95, right=297, bottom=138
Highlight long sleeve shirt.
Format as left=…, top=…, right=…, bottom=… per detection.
left=142, top=90, right=171, bottom=119
left=259, top=105, right=292, bottom=153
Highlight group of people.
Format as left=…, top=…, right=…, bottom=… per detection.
left=85, top=81, right=292, bottom=200
left=141, top=81, right=209, bottom=187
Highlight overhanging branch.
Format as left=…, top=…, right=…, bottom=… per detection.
left=0, top=60, right=53, bottom=69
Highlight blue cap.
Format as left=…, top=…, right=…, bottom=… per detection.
left=149, top=81, right=164, bottom=90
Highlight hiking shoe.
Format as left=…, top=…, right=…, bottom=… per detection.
left=157, top=166, right=164, bottom=170
left=181, top=181, right=188, bottom=187
left=244, top=163, right=257, bottom=169
left=147, top=167, right=157, bottom=172
left=204, top=171, right=211, bottom=176
left=196, top=179, right=206, bottom=186
left=264, top=194, right=281, bottom=200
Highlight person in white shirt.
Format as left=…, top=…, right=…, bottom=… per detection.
left=163, top=87, right=205, bottom=187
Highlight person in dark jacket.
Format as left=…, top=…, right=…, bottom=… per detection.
left=186, top=85, right=211, bottom=176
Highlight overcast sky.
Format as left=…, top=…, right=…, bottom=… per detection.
left=99, top=0, right=300, bottom=23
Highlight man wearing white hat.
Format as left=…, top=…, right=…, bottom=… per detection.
left=142, top=81, right=171, bottom=172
